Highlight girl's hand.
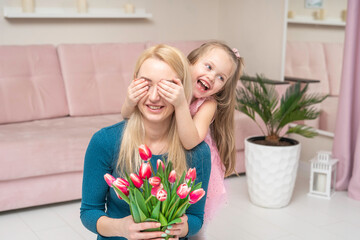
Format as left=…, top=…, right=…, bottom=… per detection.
left=158, top=79, right=187, bottom=108
left=126, top=78, right=149, bottom=107
left=165, top=214, right=189, bottom=239
left=121, top=215, right=166, bottom=240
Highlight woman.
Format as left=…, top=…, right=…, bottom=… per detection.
left=80, top=44, right=211, bottom=240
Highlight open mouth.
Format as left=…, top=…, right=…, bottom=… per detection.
left=197, top=79, right=210, bottom=91
left=147, top=105, right=164, bottom=111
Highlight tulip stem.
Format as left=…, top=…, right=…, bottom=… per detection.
left=145, top=195, right=153, bottom=204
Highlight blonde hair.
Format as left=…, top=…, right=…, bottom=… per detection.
left=117, top=44, right=192, bottom=178
left=188, top=41, right=244, bottom=177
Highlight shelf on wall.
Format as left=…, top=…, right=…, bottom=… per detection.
left=3, top=7, right=152, bottom=19
left=287, top=16, right=345, bottom=27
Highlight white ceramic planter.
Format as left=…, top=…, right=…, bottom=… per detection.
left=245, top=136, right=301, bottom=208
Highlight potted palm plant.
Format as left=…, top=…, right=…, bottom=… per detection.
left=236, top=74, right=327, bottom=208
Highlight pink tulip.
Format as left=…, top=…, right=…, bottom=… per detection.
left=149, top=176, right=161, bottom=187
left=130, top=173, right=143, bottom=188
left=176, top=183, right=191, bottom=199
left=156, top=189, right=167, bottom=202
left=168, top=170, right=176, bottom=184
left=139, top=162, right=152, bottom=180
left=113, top=178, right=130, bottom=199
left=157, top=159, right=165, bottom=172
left=185, top=168, right=196, bottom=182
left=189, top=188, right=205, bottom=204
left=104, top=173, right=116, bottom=187
left=151, top=184, right=163, bottom=196
left=139, top=144, right=152, bottom=161
left=115, top=177, right=129, bottom=187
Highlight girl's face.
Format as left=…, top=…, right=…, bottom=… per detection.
left=190, top=48, right=234, bottom=99
left=137, top=58, right=178, bottom=125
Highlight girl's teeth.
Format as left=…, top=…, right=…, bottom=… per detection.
left=199, top=80, right=209, bottom=90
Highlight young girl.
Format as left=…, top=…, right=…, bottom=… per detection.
left=121, top=41, right=244, bottom=220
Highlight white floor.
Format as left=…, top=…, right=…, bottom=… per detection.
left=1, top=162, right=360, bottom=240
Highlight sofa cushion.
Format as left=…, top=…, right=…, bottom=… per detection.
left=0, top=114, right=122, bottom=181
left=0, top=45, right=69, bottom=124
left=58, top=43, right=146, bottom=116
left=285, top=42, right=330, bottom=95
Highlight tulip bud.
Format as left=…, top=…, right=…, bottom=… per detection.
left=189, top=188, right=205, bottom=204
left=139, top=162, right=152, bottom=180
left=156, top=189, right=167, bottom=202
left=185, top=168, right=196, bottom=182
left=157, top=159, right=165, bottom=172
left=168, top=170, right=176, bottom=184
left=130, top=173, right=143, bottom=188
left=104, top=173, right=116, bottom=187
left=113, top=178, right=130, bottom=199
left=151, top=184, right=163, bottom=196
left=149, top=176, right=161, bottom=187
left=139, top=144, right=152, bottom=161
left=176, top=183, right=191, bottom=199
left=115, top=177, right=129, bottom=187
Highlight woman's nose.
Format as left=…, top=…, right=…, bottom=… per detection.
left=148, top=85, right=160, bottom=102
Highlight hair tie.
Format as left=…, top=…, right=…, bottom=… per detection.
left=232, top=48, right=241, bottom=59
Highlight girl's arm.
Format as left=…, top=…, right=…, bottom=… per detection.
left=121, top=78, right=149, bottom=119
left=158, top=79, right=216, bottom=150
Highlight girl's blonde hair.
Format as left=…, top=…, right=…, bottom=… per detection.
left=188, top=41, right=244, bottom=177
left=117, top=44, right=192, bottom=178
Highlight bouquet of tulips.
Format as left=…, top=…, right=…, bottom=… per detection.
left=104, top=144, right=205, bottom=239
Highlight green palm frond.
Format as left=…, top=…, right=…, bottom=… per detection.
left=236, top=74, right=328, bottom=144
left=285, top=125, right=318, bottom=138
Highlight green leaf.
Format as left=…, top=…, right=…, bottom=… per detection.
left=151, top=201, right=161, bottom=220
left=286, top=124, right=318, bottom=138
left=125, top=172, right=135, bottom=189
left=134, top=188, right=149, bottom=217
left=167, top=198, right=180, bottom=220
left=159, top=212, right=168, bottom=226
left=112, top=185, right=130, bottom=205
left=172, top=200, right=189, bottom=221
left=130, top=201, right=141, bottom=223
left=168, top=218, right=182, bottom=225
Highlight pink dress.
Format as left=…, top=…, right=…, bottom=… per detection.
left=189, top=97, right=227, bottom=222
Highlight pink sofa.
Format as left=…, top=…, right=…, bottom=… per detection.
left=285, top=41, right=344, bottom=133
left=0, top=41, right=258, bottom=211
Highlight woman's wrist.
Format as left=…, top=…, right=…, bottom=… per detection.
left=97, top=216, right=124, bottom=237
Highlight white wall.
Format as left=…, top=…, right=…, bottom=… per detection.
left=287, top=0, right=347, bottom=43
left=218, top=0, right=288, bottom=80
left=0, top=0, right=220, bottom=45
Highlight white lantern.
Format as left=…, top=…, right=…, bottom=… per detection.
left=308, top=151, right=338, bottom=199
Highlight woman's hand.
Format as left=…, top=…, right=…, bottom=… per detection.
left=121, top=215, right=167, bottom=240
left=125, top=78, right=149, bottom=108
left=165, top=214, right=189, bottom=239
left=158, top=79, right=188, bottom=109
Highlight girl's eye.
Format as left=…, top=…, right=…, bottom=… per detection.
left=218, top=75, right=225, bottom=81
left=205, top=64, right=212, bottom=70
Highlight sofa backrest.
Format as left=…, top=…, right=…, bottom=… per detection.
left=57, top=43, right=145, bottom=116
left=285, top=41, right=343, bottom=96
left=0, top=45, right=69, bottom=124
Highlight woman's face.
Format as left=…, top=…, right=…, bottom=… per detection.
left=137, top=58, right=178, bottom=124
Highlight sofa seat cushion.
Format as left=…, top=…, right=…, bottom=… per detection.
left=0, top=114, right=122, bottom=181
left=0, top=45, right=69, bottom=124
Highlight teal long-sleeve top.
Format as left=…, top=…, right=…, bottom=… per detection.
left=80, top=121, right=211, bottom=240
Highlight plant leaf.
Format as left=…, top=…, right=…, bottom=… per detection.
left=134, top=188, right=149, bottom=217
left=112, top=185, right=130, bottom=205
left=159, top=212, right=168, bottom=226
left=168, top=218, right=182, bottom=225
left=130, top=201, right=141, bottom=223
left=151, top=201, right=161, bottom=220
